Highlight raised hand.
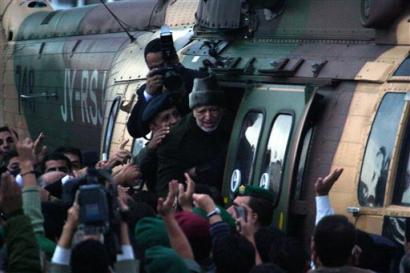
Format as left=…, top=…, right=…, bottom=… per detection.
left=192, top=193, right=216, bottom=214
left=15, top=137, right=35, bottom=165
left=33, top=132, right=47, bottom=164
left=178, top=173, right=195, bottom=211
left=236, top=203, right=256, bottom=239
left=146, top=70, right=164, bottom=95
left=148, top=126, right=170, bottom=150
left=106, top=139, right=131, bottom=169
left=114, top=163, right=141, bottom=186
left=315, top=168, right=344, bottom=196
left=157, top=180, right=179, bottom=217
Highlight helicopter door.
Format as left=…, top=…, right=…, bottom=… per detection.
left=223, top=84, right=318, bottom=233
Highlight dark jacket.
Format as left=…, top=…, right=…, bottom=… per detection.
left=5, top=212, right=42, bottom=273
left=127, top=66, right=206, bottom=138
left=134, top=146, right=158, bottom=192
left=156, top=113, right=231, bottom=196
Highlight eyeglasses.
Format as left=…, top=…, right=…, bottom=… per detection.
left=0, top=137, right=13, bottom=146
left=46, top=167, right=69, bottom=173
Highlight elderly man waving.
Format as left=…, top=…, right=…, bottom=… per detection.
left=156, top=75, right=231, bottom=196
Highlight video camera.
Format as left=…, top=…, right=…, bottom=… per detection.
left=62, top=168, right=120, bottom=232
left=62, top=168, right=122, bottom=262
left=151, top=26, right=184, bottom=91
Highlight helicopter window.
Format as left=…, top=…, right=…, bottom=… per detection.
left=394, top=57, right=410, bottom=77
left=259, top=114, right=293, bottom=205
left=232, top=112, right=264, bottom=188
left=102, top=96, right=121, bottom=158
left=393, top=115, right=410, bottom=206
left=27, top=1, right=47, bottom=8
left=358, top=93, right=406, bottom=207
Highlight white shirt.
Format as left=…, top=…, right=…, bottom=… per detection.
left=143, top=90, right=154, bottom=101
left=51, top=244, right=134, bottom=265
left=315, top=195, right=334, bottom=225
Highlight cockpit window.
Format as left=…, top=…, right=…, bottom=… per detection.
left=231, top=112, right=264, bottom=191
left=259, top=114, right=293, bottom=204
left=394, top=57, right=410, bottom=77
left=358, top=93, right=405, bottom=207
left=393, top=106, right=410, bottom=206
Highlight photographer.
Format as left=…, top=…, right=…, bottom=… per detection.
left=49, top=171, right=137, bottom=273
left=127, top=35, right=206, bottom=138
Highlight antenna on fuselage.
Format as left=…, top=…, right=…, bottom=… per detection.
left=99, top=0, right=136, bottom=43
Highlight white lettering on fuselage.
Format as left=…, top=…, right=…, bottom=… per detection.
left=60, top=69, right=107, bottom=126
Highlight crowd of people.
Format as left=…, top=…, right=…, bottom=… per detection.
left=0, top=37, right=408, bottom=273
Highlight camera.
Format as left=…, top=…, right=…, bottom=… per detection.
left=234, top=206, right=247, bottom=220
left=62, top=168, right=120, bottom=231
left=152, top=26, right=184, bottom=91
left=63, top=168, right=122, bottom=261
left=78, top=184, right=109, bottom=227
left=150, top=65, right=184, bottom=91
left=160, top=26, right=176, bottom=62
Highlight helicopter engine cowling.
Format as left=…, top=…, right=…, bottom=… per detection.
left=361, top=0, right=405, bottom=29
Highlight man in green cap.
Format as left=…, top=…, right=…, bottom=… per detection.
left=227, top=184, right=275, bottom=229
left=156, top=75, right=231, bottom=196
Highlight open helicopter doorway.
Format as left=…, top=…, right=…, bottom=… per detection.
left=222, top=83, right=323, bottom=242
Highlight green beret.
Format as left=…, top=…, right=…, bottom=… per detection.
left=192, top=205, right=236, bottom=228
left=145, top=246, right=189, bottom=273
left=134, top=217, right=170, bottom=250
left=235, top=185, right=274, bottom=202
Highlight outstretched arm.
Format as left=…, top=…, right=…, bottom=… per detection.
left=315, top=168, right=343, bottom=224
left=1, top=173, right=42, bottom=273
left=158, top=180, right=194, bottom=260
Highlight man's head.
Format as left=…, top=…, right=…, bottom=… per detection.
left=228, top=185, right=274, bottom=227
left=144, top=38, right=178, bottom=70
left=41, top=152, right=72, bottom=174
left=0, top=126, right=17, bottom=157
left=70, top=239, right=110, bottom=273
left=142, top=93, right=181, bottom=132
left=3, top=150, right=19, bottom=176
left=268, top=236, right=308, bottom=273
left=312, top=215, right=356, bottom=267
left=174, top=211, right=211, bottom=262
left=213, top=233, right=256, bottom=273
left=54, top=147, right=82, bottom=171
left=189, top=75, right=225, bottom=132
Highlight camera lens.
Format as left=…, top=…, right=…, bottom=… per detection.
left=163, top=70, right=183, bottom=91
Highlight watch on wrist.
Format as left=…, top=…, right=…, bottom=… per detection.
left=206, top=207, right=221, bottom=218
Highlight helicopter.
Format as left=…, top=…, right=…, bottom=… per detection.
left=2, top=0, right=410, bottom=247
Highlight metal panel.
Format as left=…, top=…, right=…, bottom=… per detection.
left=79, top=1, right=165, bottom=34
left=164, top=0, right=199, bottom=27
left=15, top=1, right=168, bottom=41
left=255, top=0, right=374, bottom=40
